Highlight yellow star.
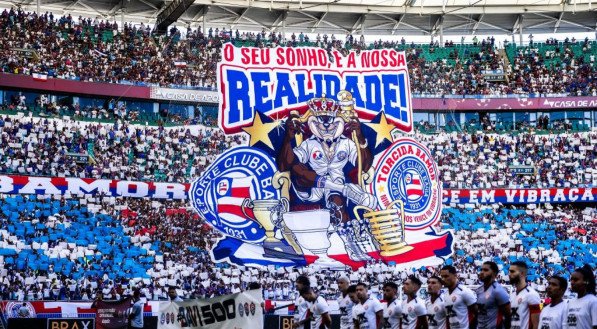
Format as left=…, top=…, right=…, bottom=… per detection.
left=378, top=185, right=386, bottom=193
left=242, top=113, right=279, bottom=150
left=364, top=111, right=396, bottom=148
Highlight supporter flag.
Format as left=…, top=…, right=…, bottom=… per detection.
left=32, top=73, right=48, bottom=82
left=173, top=61, right=187, bottom=67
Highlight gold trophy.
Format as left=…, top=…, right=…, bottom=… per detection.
left=241, top=198, right=303, bottom=260
left=353, top=200, right=413, bottom=257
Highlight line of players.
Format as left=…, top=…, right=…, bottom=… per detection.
left=292, top=262, right=597, bottom=329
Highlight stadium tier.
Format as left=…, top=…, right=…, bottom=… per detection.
left=1, top=8, right=597, bottom=96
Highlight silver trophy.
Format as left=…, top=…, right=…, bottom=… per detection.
left=283, top=209, right=346, bottom=269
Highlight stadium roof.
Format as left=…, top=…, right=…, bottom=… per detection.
left=2, top=0, right=596, bottom=36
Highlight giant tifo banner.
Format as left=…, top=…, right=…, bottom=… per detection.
left=187, top=45, right=453, bottom=270
left=158, top=290, right=263, bottom=329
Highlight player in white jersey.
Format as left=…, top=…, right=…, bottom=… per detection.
left=293, top=275, right=311, bottom=329
left=508, top=261, right=541, bottom=329
left=565, top=265, right=597, bottom=329
left=352, top=283, right=384, bottom=329
left=401, top=275, right=428, bottom=329
left=440, top=265, right=478, bottom=329
left=381, top=282, right=401, bottom=329
left=539, top=276, right=568, bottom=329
left=337, top=276, right=354, bottom=329
left=476, top=261, right=512, bottom=329
left=426, top=276, right=447, bottom=329
left=301, top=287, right=332, bottom=329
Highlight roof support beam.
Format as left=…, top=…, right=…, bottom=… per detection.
left=137, top=0, right=158, bottom=11
left=107, top=1, right=122, bottom=15
left=376, top=13, right=405, bottom=35
left=308, top=12, right=327, bottom=32
left=190, top=5, right=208, bottom=22
left=230, top=7, right=249, bottom=27
left=477, top=20, right=511, bottom=33
left=379, top=12, right=428, bottom=34
left=300, top=12, right=348, bottom=33
left=77, top=0, right=107, bottom=17
left=443, top=22, right=474, bottom=31
left=367, top=21, right=395, bottom=30
left=218, top=5, right=267, bottom=29
left=472, top=13, right=484, bottom=33
left=554, top=11, right=564, bottom=32
left=351, top=13, right=366, bottom=33
left=512, top=14, right=522, bottom=33
left=453, top=13, right=510, bottom=33
left=525, top=20, right=554, bottom=30
left=270, top=10, right=288, bottom=31
left=283, top=20, right=315, bottom=27
left=64, top=0, right=80, bottom=10
left=431, top=15, right=443, bottom=35
left=534, top=12, right=593, bottom=30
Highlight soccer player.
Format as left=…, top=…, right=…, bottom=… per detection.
left=426, top=276, right=447, bottom=329
left=293, top=275, right=311, bottom=329
left=382, top=282, right=401, bottom=329
left=401, top=275, right=428, bottom=329
left=301, top=287, right=332, bottom=329
left=538, top=276, right=568, bottom=329
left=440, top=265, right=478, bottom=329
left=338, top=276, right=354, bottom=329
left=476, top=261, right=511, bottom=329
left=352, top=282, right=384, bottom=329
left=508, top=261, right=540, bottom=329
left=565, top=265, right=597, bottom=329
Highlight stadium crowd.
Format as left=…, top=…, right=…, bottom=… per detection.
left=0, top=114, right=594, bottom=189
left=0, top=115, right=245, bottom=182
left=0, top=187, right=594, bottom=303
left=1, top=8, right=597, bottom=96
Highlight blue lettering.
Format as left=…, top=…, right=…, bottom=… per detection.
left=323, top=74, right=341, bottom=98
left=227, top=70, right=251, bottom=124
left=273, top=72, right=297, bottom=109
left=364, top=75, right=382, bottom=112
left=344, top=76, right=364, bottom=108
left=314, top=74, right=324, bottom=97
left=382, top=74, right=400, bottom=119
left=296, top=74, right=314, bottom=103
left=251, top=72, right=273, bottom=112
left=398, top=74, right=408, bottom=121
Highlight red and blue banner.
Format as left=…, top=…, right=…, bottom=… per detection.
left=0, top=175, right=593, bottom=205
left=443, top=188, right=597, bottom=204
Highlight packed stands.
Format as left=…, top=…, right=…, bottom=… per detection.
left=0, top=115, right=593, bottom=188
left=2, top=8, right=597, bottom=96
left=0, top=115, right=245, bottom=182
left=0, top=189, right=594, bottom=301
left=507, top=38, right=597, bottom=96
